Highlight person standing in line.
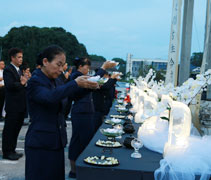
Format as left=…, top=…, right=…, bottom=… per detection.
left=2, top=48, right=30, bottom=160
left=0, top=60, right=5, bottom=122
left=22, top=64, right=32, bottom=122
left=93, top=71, right=119, bottom=132
left=58, top=63, right=72, bottom=120
left=65, top=66, right=73, bottom=120
left=68, top=58, right=116, bottom=178
left=104, top=74, right=117, bottom=116
left=31, top=63, right=42, bottom=77
left=22, top=66, right=32, bottom=79
left=25, top=45, right=99, bottom=180
left=58, top=63, right=69, bottom=83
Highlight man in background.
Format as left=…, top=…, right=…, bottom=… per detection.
left=2, top=48, right=29, bottom=160
left=0, top=60, right=5, bottom=121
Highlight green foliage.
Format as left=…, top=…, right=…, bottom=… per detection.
left=160, top=116, right=169, bottom=121
left=89, top=54, right=106, bottom=62
left=139, top=64, right=151, bottom=77
left=125, top=72, right=133, bottom=82
left=154, top=69, right=165, bottom=81
left=139, top=65, right=165, bottom=81
left=126, top=71, right=131, bottom=78
left=160, top=104, right=171, bottom=121
left=112, top=57, right=125, bottom=64
left=1, top=26, right=88, bottom=69
left=125, top=76, right=135, bottom=84
left=112, top=57, right=126, bottom=78
left=128, top=78, right=135, bottom=84
left=190, top=52, right=203, bottom=67
left=0, top=37, right=2, bottom=60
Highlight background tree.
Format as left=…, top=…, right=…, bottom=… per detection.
left=190, top=52, right=203, bottom=67
left=112, top=57, right=126, bottom=79
left=139, top=65, right=165, bottom=81
left=139, top=64, right=151, bottom=77
left=0, top=36, right=2, bottom=60
left=1, top=26, right=88, bottom=69
left=89, top=54, right=106, bottom=62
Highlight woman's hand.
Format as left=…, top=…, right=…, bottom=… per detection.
left=20, top=76, right=28, bottom=85
left=101, top=61, right=117, bottom=70
left=23, top=72, right=31, bottom=79
left=75, top=76, right=99, bottom=89
left=111, top=73, right=120, bottom=79
left=64, top=72, right=70, bottom=79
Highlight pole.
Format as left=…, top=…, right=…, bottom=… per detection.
left=165, top=0, right=183, bottom=86
left=201, top=0, right=211, bottom=99
left=178, top=0, right=194, bottom=85
left=193, top=0, right=211, bottom=134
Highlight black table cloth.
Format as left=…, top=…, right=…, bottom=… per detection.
left=76, top=108, right=162, bottom=180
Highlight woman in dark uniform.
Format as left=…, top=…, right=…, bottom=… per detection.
left=103, top=74, right=117, bottom=116
left=93, top=72, right=119, bottom=132
left=25, top=45, right=98, bottom=180
left=68, top=58, right=115, bottom=178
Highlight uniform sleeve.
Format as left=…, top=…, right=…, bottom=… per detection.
left=71, top=68, right=108, bottom=98
left=69, top=72, right=92, bottom=97
left=27, top=78, right=78, bottom=104
left=100, top=78, right=117, bottom=90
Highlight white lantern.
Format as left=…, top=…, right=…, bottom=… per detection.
left=164, top=101, right=191, bottom=157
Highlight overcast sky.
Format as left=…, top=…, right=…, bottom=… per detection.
left=0, top=0, right=207, bottom=60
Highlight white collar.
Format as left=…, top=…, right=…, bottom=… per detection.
left=11, top=63, right=20, bottom=72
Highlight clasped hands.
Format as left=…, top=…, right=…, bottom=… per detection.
left=20, top=72, right=31, bottom=85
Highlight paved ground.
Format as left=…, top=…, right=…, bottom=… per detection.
left=0, top=120, right=74, bottom=180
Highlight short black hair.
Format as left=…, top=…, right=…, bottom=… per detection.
left=21, top=62, right=30, bottom=71
left=37, top=45, right=65, bottom=66
left=73, top=57, right=91, bottom=69
left=8, top=48, right=23, bottom=61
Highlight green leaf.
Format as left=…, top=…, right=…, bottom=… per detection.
left=160, top=116, right=169, bottom=121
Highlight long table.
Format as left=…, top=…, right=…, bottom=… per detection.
left=76, top=113, right=163, bottom=180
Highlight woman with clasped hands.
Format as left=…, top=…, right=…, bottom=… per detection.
left=24, top=45, right=98, bottom=180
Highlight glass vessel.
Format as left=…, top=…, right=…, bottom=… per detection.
left=131, top=138, right=143, bottom=158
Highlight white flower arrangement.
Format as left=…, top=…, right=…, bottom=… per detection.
left=129, top=69, right=211, bottom=124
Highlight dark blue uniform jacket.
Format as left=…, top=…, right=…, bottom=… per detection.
left=70, top=68, right=106, bottom=114
left=25, top=69, right=78, bottom=150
